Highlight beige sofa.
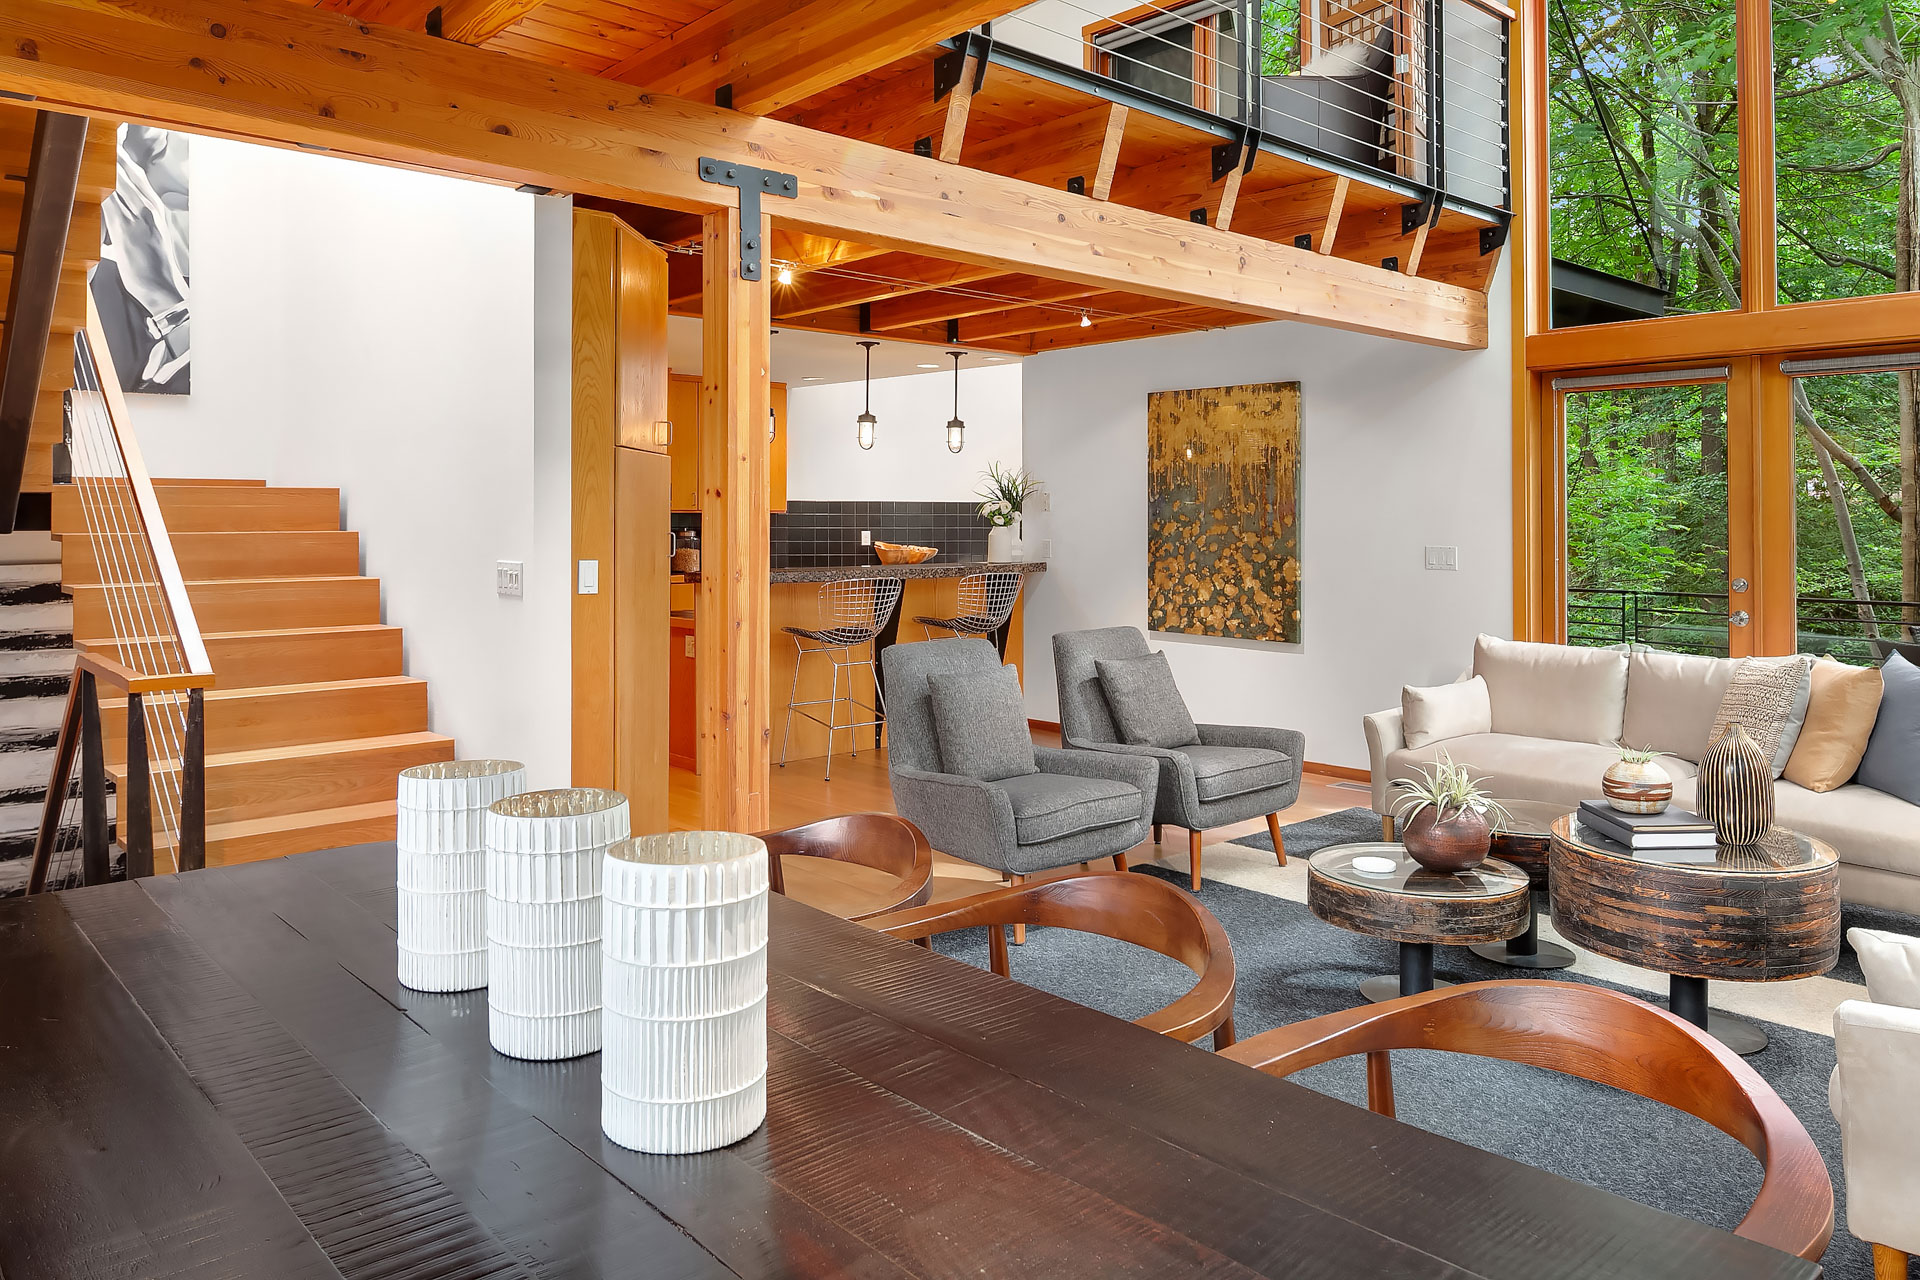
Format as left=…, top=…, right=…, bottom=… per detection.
left=1363, top=636, right=1920, bottom=915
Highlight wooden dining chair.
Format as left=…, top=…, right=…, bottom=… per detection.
left=758, top=813, right=935, bottom=924
left=1220, top=980, right=1834, bottom=1263
left=870, top=871, right=1238, bottom=1049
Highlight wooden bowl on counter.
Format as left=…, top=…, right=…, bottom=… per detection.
left=873, top=541, right=938, bottom=565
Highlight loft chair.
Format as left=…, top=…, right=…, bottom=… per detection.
left=1220, top=980, right=1834, bottom=1263
left=779, top=575, right=904, bottom=781
left=871, top=870, right=1238, bottom=1050
left=759, top=812, right=935, bottom=924
left=915, top=570, right=1023, bottom=654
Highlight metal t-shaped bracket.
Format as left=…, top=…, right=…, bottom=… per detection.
left=697, top=158, right=799, bottom=282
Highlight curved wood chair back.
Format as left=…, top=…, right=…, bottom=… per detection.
left=870, top=871, right=1238, bottom=1048
left=758, top=813, right=935, bottom=922
left=1219, top=980, right=1833, bottom=1262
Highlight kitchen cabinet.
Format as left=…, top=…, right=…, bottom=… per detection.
left=666, top=372, right=787, bottom=513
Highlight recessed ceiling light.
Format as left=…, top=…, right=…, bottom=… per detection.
left=802, top=376, right=823, bottom=381
left=984, top=356, right=1006, bottom=362
left=916, top=362, right=940, bottom=369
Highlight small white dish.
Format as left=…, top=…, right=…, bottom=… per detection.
left=1351, top=855, right=1400, bottom=877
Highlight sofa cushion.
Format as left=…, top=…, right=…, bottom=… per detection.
left=1180, top=744, right=1295, bottom=802
left=928, top=665, right=1037, bottom=782
left=1386, top=732, right=1698, bottom=813
left=1472, top=635, right=1628, bottom=746
left=1402, top=676, right=1492, bottom=749
left=995, top=772, right=1143, bottom=845
left=1857, top=652, right=1920, bottom=806
left=1784, top=659, right=1884, bottom=793
left=1755, top=779, right=1920, bottom=880
left=1622, top=649, right=1739, bottom=762
left=1849, top=927, right=1920, bottom=1009
left=1710, top=655, right=1815, bottom=777
left=1096, top=652, right=1200, bottom=749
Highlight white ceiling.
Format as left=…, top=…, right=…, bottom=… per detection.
left=666, top=316, right=1022, bottom=386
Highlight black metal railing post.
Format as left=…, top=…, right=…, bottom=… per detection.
left=79, top=669, right=107, bottom=887
left=180, top=688, right=206, bottom=873
left=124, top=691, right=153, bottom=880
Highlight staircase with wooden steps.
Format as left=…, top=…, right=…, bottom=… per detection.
left=56, top=479, right=454, bottom=867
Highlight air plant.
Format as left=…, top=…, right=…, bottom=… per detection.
left=1391, top=751, right=1510, bottom=827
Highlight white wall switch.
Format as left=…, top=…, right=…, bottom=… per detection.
left=1039, top=539, right=1053, bottom=560
left=496, top=560, right=524, bottom=598
left=860, top=530, right=872, bottom=546
left=577, top=559, right=600, bottom=594
left=1424, top=545, right=1459, bottom=571
left=1033, top=491, right=1051, bottom=512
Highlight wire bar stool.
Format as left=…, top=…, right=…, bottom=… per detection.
left=916, top=571, right=1023, bottom=652
left=779, top=576, right=905, bottom=780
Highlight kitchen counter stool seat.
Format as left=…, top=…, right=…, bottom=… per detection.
left=779, top=576, right=904, bottom=781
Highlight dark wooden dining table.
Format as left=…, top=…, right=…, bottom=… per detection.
left=0, top=842, right=1820, bottom=1279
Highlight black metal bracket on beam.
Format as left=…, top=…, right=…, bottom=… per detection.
left=1294, top=233, right=1313, bottom=250
left=1190, top=208, right=1208, bottom=225
left=697, top=158, right=798, bottom=281
left=1381, top=255, right=1400, bottom=272
left=914, top=137, right=934, bottom=158
left=715, top=84, right=733, bottom=109
left=1479, top=221, right=1510, bottom=255
left=1066, top=175, right=1086, bottom=196
left=1210, top=126, right=1261, bottom=183
left=934, top=32, right=994, bottom=102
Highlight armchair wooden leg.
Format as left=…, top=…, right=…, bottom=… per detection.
left=1365, top=1051, right=1396, bottom=1119
left=1873, top=1245, right=1910, bottom=1280
left=1188, top=829, right=1204, bottom=891
left=1381, top=814, right=1395, bottom=841
left=1265, top=813, right=1287, bottom=866
left=1009, top=873, right=1025, bottom=944
left=1112, top=852, right=1129, bottom=872
left=1213, top=1016, right=1236, bottom=1052
left=1153, top=823, right=1163, bottom=844
left=988, top=922, right=1012, bottom=977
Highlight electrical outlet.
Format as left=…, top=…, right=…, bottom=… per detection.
left=1424, top=545, right=1459, bottom=572
left=860, top=529, right=872, bottom=546
left=496, top=560, right=523, bottom=597
left=577, top=559, right=599, bottom=594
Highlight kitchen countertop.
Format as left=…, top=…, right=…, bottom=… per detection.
left=770, top=561, right=1047, bottom=583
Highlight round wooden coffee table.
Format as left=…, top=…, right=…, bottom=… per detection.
left=1308, top=843, right=1531, bottom=1003
left=1466, top=799, right=1577, bottom=971
left=1549, top=815, right=1841, bottom=1055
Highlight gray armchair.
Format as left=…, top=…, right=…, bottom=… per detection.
left=1054, top=627, right=1304, bottom=890
left=882, top=638, right=1159, bottom=894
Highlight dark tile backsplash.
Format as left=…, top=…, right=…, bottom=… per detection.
left=772, top=500, right=989, bottom=568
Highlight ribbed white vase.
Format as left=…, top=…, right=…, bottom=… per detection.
left=484, top=788, right=629, bottom=1060
left=601, top=831, right=769, bottom=1154
left=396, top=759, right=527, bottom=993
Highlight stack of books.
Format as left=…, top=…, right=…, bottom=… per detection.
left=1576, top=801, right=1720, bottom=862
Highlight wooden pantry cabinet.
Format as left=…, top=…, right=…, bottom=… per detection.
left=667, top=372, right=787, bottom=513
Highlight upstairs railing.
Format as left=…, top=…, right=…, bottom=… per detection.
left=27, top=298, right=211, bottom=894
left=1567, top=585, right=1920, bottom=666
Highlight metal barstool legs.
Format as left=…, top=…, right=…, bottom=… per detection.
left=778, top=576, right=903, bottom=781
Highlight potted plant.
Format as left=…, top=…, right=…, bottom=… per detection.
left=1603, top=744, right=1674, bottom=814
left=977, top=463, right=1041, bottom=562
left=1391, top=752, right=1509, bottom=873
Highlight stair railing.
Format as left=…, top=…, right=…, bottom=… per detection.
left=27, top=295, right=212, bottom=893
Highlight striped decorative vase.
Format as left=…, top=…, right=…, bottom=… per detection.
left=1697, top=724, right=1774, bottom=846
left=484, top=788, right=629, bottom=1060
left=396, top=760, right=528, bottom=993
left=601, top=831, right=769, bottom=1154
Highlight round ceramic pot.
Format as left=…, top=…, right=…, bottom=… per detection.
left=1698, top=723, right=1774, bottom=846
left=1400, top=805, right=1492, bottom=873
left=1602, top=756, right=1673, bottom=814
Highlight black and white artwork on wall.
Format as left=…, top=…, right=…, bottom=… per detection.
left=90, top=124, right=191, bottom=395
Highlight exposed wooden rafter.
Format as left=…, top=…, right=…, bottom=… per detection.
left=773, top=255, right=1005, bottom=318
left=320, top=0, right=543, bottom=42
left=868, top=275, right=1103, bottom=330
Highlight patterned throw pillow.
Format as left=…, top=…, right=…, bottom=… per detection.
left=1709, top=655, right=1814, bottom=778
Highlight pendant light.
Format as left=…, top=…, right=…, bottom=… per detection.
left=944, top=350, right=965, bottom=454
left=855, top=340, right=878, bottom=450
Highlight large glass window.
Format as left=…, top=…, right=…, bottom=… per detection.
left=1547, top=0, right=1741, bottom=325
left=1564, top=380, right=1732, bottom=655
left=1773, top=0, right=1920, bottom=304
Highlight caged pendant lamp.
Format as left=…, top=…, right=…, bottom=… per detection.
left=945, top=350, right=965, bottom=454
left=855, top=340, right=879, bottom=450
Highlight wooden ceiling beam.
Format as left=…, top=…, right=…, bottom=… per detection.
left=602, top=0, right=1014, bottom=115
left=866, top=275, right=1104, bottom=330
left=320, top=0, right=548, bottom=43
left=964, top=104, right=1118, bottom=192
left=0, top=0, right=1486, bottom=349
left=778, top=64, right=944, bottom=149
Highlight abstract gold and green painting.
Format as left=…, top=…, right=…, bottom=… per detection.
left=1147, top=381, right=1302, bottom=642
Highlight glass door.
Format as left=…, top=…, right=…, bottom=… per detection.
left=1555, top=370, right=1739, bottom=657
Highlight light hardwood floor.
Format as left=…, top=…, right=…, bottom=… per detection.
left=668, top=730, right=1365, bottom=919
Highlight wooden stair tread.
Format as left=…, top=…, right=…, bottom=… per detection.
left=207, top=800, right=396, bottom=841
left=80, top=623, right=399, bottom=647
left=115, top=730, right=453, bottom=775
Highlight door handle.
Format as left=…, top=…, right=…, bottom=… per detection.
left=1730, top=610, right=1751, bottom=628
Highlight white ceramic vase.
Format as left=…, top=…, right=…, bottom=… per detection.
left=396, top=759, right=527, bottom=993
left=601, top=831, right=769, bottom=1154
left=484, top=788, right=629, bottom=1060
left=987, top=524, right=1022, bottom=562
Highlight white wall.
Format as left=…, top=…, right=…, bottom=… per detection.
left=1021, top=264, right=1513, bottom=769
left=129, top=137, right=573, bottom=785
left=783, top=364, right=1023, bottom=502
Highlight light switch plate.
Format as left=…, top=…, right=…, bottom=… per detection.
left=577, top=559, right=600, bottom=594
left=1424, top=545, right=1458, bottom=572
left=496, top=560, right=524, bottom=598
left=860, top=530, right=872, bottom=546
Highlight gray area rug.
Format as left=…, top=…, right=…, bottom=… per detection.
left=934, top=806, right=1907, bottom=1279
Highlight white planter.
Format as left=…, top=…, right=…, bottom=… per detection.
left=986, top=525, right=1024, bottom=562
left=395, top=759, right=527, bottom=993
left=483, top=788, right=629, bottom=1060
left=601, top=831, right=769, bottom=1154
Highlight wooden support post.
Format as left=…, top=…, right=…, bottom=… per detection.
left=937, top=55, right=977, bottom=164
left=697, top=204, right=772, bottom=831
left=179, top=688, right=206, bottom=873
left=1215, top=163, right=1247, bottom=235
left=79, top=670, right=106, bottom=886
left=1319, top=176, right=1349, bottom=255
left=1091, top=105, right=1128, bottom=201
left=1403, top=221, right=1432, bottom=278
left=124, top=692, right=153, bottom=880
